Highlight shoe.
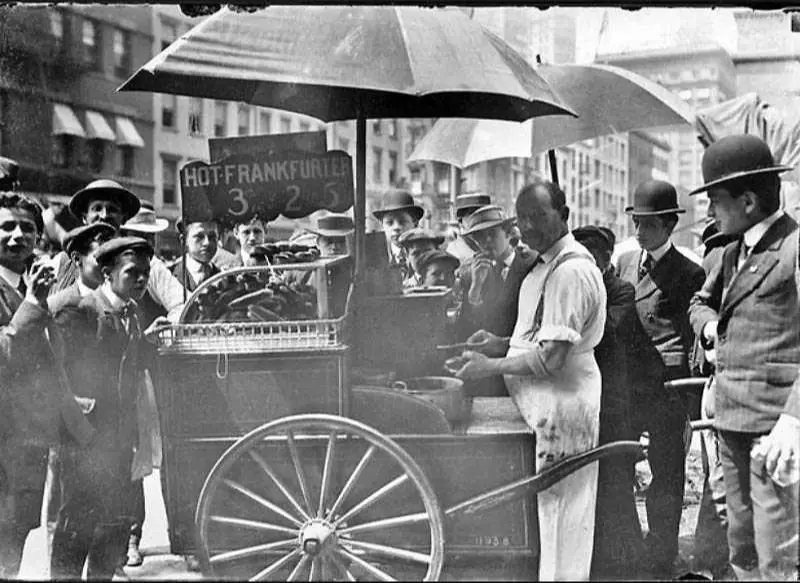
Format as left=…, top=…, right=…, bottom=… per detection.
left=186, top=555, right=202, bottom=572
left=126, top=541, right=143, bottom=568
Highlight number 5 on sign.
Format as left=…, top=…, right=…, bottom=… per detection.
left=229, top=188, right=249, bottom=216
left=324, top=182, right=340, bottom=208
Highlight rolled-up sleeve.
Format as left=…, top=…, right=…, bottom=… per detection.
left=535, top=261, right=602, bottom=345
left=148, top=258, right=185, bottom=323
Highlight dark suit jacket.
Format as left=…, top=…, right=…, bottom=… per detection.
left=689, top=214, right=800, bottom=433
left=170, top=256, right=220, bottom=292
left=618, top=245, right=705, bottom=378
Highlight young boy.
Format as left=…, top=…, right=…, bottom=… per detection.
left=172, top=219, right=221, bottom=291
left=416, top=249, right=460, bottom=289
left=50, top=237, right=154, bottom=580
left=397, top=228, right=444, bottom=288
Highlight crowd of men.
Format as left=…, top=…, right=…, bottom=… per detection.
left=0, top=132, right=798, bottom=582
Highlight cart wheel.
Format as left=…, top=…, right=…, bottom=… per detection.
left=195, top=414, right=445, bottom=581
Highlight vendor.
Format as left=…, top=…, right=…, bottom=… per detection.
left=397, top=227, right=444, bottom=288
left=172, top=217, right=221, bottom=291
left=416, top=249, right=460, bottom=289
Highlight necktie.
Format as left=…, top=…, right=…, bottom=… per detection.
left=638, top=253, right=655, bottom=282
left=121, top=303, right=141, bottom=339
left=17, top=277, right=26, bottom=297
left=198, top=262, right=213, bottom=283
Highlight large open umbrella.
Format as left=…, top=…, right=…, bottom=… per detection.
left=120, top=5, right=575, bottom=275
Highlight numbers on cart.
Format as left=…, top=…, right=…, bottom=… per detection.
left=285, top=184, right=303, bottom=213
left=473, top=535, right=512, bottom=547
left=324, top=181, right=340, bottom=208
left=229, top=188, right=249, bottom=217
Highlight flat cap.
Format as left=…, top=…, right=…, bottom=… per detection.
left=63, top=223, right=116, bottom=255
left=573, top=225, right=614, bottom=251
left=95, top=236, right=153, bottom=266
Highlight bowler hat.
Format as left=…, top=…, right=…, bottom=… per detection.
left=398, top=227, right=445, bottom=247
left=456, top=193, right=492, bottom=219
left=371, top=190, right=424, bottom=222
left=306, top=214, right=354, bottom=238
left=573, top=225, right=614, bottom=252
left=123, top=208, right=169, bottom=233
left=416, top=249, right=460, bottom=274
left=63, top=223, right=116, bottom=255
left=461, top=205, right=516, bottom=236
left=625, top=180, right=685, bottom=216
left=690, top=134, right=794, bottom=196
left=95, top=236, right=153, bottom=266
left=69, top=179, right=141, bottom=221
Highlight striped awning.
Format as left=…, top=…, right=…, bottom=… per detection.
left=85, top=111, right=116, bottom=141
left=115, top=116, right=145, bottom=148
left=52, top=104, right=86, bottom=137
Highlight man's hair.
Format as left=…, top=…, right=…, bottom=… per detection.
left=71, top=232, right=111, bottom=258
left=516, top=180, right=568, bottom=219
left=182, top=219, right=219, bottom=236
left=728, top=172, right=781, bottom=215
left=234, top=215, right=267, bottom=232
left=0, top=191, right=44, bottom=233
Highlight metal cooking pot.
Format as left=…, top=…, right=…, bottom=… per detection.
left=392, top=376, right=468, bottom=425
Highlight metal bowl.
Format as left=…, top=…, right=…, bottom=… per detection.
left=392, top=376, right=470, bottom=425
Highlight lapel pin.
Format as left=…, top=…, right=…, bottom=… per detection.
left=750, top=265, right=758, bottom=273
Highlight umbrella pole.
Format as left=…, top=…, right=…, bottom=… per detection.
left=354, top=115, right=367, bottom=280
left=548, top=149, right=559, bottom=186
left=450, top=165, right=461, bottom=222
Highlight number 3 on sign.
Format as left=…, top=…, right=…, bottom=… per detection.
left=229, top=188, right=249, bottom=216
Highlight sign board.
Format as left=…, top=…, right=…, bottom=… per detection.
left=208, top=131, right=327, bottom=163
left=179, top=149, right=354, bottom=226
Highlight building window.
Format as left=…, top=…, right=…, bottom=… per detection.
left=50, top=10, right=65, bottom=48
left=388, top=120, right=398, bottom=139
left=259, top=111, right=271, bottom=134
left=162, top=158, right=178, bottom=206
left=112, top=29, right=131, bottom=78
left=372, top=147, right=382, bottom=183
left=280, top=116, right=292, bottom=133
left=388, top=151, right=398, bottom=185
left=338, top=137, right=350, bottom=153
left=695, top=87, right=711, bottom=100
left=51, top=135, right=74, bottom=168
left=214, top=102, right=228, bottom=137
left=117, top=146, right=134, bottom=177
left=162, top=94, right=176, bottom=129
left=82, top=19, right=101, bottom=70
left=678, top=89, right=692, bottom=102
left=86, top=139, right=105, bottom=174
left=299, top=121, right=311, bottom=133
left=237, top=104, right=250, bottom=136
left=161, top=21, right=177, bottom=51
left=189, top=98, right=203, bottom=135
left=372, top=120, right=382, bottom=136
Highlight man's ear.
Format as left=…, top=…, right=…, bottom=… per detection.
left=100, top=264, right=112, bottom=280
left=562, top=206, right=570, bottom=223
left=742, top=189, right=760, bottom=216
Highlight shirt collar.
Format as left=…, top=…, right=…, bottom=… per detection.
left=501, top=249, right=515, bottom=269
left=77, top=280, right=95, bottom=297
left=643, top=239, right=672, bottom=264
left=184, top=254, right=206, bottom=277
left=0, top=264, right=22, bottom=291
left=100, top=281, right=129, bottom=312
left=743, top=209, right=784, bottom=250
left=539, top=233, right=573, bottom=265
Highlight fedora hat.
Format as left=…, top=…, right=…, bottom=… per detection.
left=123, top=208, right=169, bottom=233
left=455, top=193, right=492, bottom=219
left=690, top=134, right=794, bottom=196
left=69, top=179, right=141, bottom=220
left=371, top=189, right=424, bottom=222
left=306, top=214, right=354, bottom=238
left=398, top=227, right=445, bottom=247
left=625, top=180, right=685, bottom=216
left=461, top=205, right=516, bottom=236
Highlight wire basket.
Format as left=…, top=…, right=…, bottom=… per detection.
left=155, top=317, right=344, bottom=356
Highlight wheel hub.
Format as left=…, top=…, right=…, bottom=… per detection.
left=299, top=519, right=337, bottom=556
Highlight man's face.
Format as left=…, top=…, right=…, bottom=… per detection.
left=633, top=215, right=673, bottom=251
left=318, top=235, right=348, bottom=257
left=0, top=207, right=38, bottom=269
left=185, top=222, right=219, bottom=264
left=235, top=220, right=266, bottom=255
left=381, top=211, right=417, bottom=245
left=76, top=235, right=113, bottom=289
left=472, top=225, right=511, bottom=259
left=84, top=197, right=125, bottom=230
left=706, top=186, right=752, bottom=236
left=106, top=252, right=151, bottom=301
left=516, top=186, right=564, bottom=253
left=423, top=260, right=455, bottom=288
left=406, top=240, right=436, bottom=273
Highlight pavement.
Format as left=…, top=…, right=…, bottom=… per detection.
left=17, top=434, right=714, bottom=580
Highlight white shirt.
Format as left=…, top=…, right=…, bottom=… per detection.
left=640, top=239, right=672, bottom=268
left=744, top=209, right=784, bottom=252
left=148, top=257, right=184, bottom=323
left=184, top=255, right=211, bottom=286
left=0, top=264, right=23, bottom=293
left=77, top=280, right=94, bottom=298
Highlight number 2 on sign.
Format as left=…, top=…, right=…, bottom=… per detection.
left=229, top=188, right=249, bottom=217
left=285, top=185, right=302, bottom=213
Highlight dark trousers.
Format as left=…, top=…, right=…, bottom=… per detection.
left=130, top=478, right=145, bottom=541
left=718, top=430, right=799, bottom=580
left=692, top=427, right=728, bottom=574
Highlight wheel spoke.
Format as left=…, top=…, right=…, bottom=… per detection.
left=328, top=553, right=357, bottom=582
left=338, top=512, right=428, bottom=536
left=287, top=554, right=310, bottom=582
left=210, top=515, right=298, bottom=536
left=210, top=539, right=297, bottom=565
left=250, top=548, right=302, bottom=581
left=249, top=449, right=312, bottom=522
left=309, top=556, right=321, bottom=581
left=286, top=430, right=315, bottom=516
left=326, top=445, right=376, bottom=521
left=335, top=548, right=397, bottom=582
left=332, top=474, right=409, bottom=528
left=317, top=431, right=337, bottom=517
left=342, top=539, right=431, bottom=565
left=223, top=479, right=305, bottom=527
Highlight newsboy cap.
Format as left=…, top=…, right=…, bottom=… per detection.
left=398, top=227, right=445, bottom=247
left=689, top=134, right=794, bottom=196
left=63, top=223, right=116, bottom=256
left=416, top=249, right=460, bottom=274
left=95, top=236, right=153, bottom=266
left=573, top=225, right=614, bottom=252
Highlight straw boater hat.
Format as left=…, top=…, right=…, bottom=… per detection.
left=123, top=207, right=169, bottom=233
left=455, top=193, right=492, bottom=219
left=461, top=205, right=516, bottom=236
left=371, top=189, right=424, bottom=222
left=397, top=227, right=445, bottom=247
left=416, top=249, right=460, bottom=274
left=69, top=179, right=141, bottom=221
left=62, top=223, right=116, bottom=255
left=306, top=215, right=354, bottom=238
left=689, top=134, right=794, bottom=196
left=625, top=180, right=686, bottom=216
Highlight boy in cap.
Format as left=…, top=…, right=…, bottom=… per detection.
left=688, top=135, right=799, bottom=580
left=397, top=227, right=444, bottom=288
left=50, top=237, right=155, bottom=580
left=617, top=179, right=706, bottom=576
left=172, top=218, right=221, bottom=291
left=415, top=249, right=460, bottom=289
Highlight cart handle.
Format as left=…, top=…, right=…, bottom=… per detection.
left=443, top=440, right=642, bottom=520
